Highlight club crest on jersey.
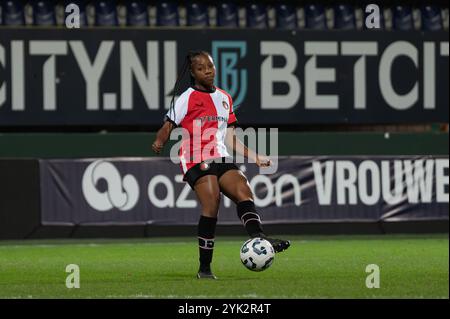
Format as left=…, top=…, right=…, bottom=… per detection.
left=222, top=100, right=229, bottom=110
left=199, top=161, right=210, bottom=171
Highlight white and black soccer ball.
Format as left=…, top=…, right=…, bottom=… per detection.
left=240, top=238, right=275, bottom=272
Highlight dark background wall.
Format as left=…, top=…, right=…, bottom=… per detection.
left=0, top=132, right=448, bottom=158
left=0, top=160, right=41, bottom=239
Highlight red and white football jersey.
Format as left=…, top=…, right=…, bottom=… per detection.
left=164, top=86, right=238, bottom=176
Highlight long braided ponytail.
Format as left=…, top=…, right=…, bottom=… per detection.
left=168, top=50, right=212, bottom=124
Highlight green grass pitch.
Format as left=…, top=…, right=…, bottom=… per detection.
left=0, top=234, right=448, bottom=299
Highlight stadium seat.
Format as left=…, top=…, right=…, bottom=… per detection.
left=275, top=4, right=297, bottom=29
left=392, top=5, right=414, bottom=30
left=304, top=4, right=327, bottom=30
left=363, top=4, right=385, bottom=29
left=64, top=0, right=88, bottom=27
left=334, top=4, right=356, bottom=29
left=126, top=1, right=149, bottom=26
left=421, top=5, right=443, bottom=31
left=246, top=3, right=268, bottom=29
left=217, top=2, right=238, bottom=27
left=2, top=0, right=25, bottom=26
left=186, top=2, right=209, bottom=27
left=95, top=1, right=118, bottom=26
left=33, top=1, right=56, bottom=26
left=156, top=1, right=179, bottom=26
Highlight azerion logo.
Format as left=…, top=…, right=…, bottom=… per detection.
left=82, top=160, right=139, bottom=211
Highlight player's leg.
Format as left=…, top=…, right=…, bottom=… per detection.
left=217, top=169, right=260, bottom=235
left=218, top=169, right=291, bottom=253
left=193, top=174, right=221, bottom=279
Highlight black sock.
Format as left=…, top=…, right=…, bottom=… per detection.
left=197, top=215, right=217, bottom=272
left=236, top=200, right=265, bottom=238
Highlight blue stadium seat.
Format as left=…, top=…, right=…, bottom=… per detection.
left=304, top=4, right=327, bottom=30
left=363, top=4, right=385, bottom=29
left=392, top=5, right=414, bottom=30
left=95, top=1, right=118, bottom=26
left=186, top=2, right=209, bottom=27
left=2, top=0, right=25, bottom=26
left=64, top=0, right=88, bottom=27
left=217, top=2, right=238, bottom=27
left=33, top=1, right=56, bottom=26
left=126, top=1, right=149, bottom=26
left=246, top=4, right=268, bottom=29
left=156, top=1, right=179, bottom=26
left=334, top=4, right=355, bottom=29
left=421, top=5, right=443, bottom=31
left=275, top=4, right=297, bottom=29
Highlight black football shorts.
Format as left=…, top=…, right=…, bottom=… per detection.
left=184, top=157, right=239, bottom=190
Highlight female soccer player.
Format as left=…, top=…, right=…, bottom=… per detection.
left=152, top=51, right=290, bottom=279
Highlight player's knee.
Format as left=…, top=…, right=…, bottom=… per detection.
left=201, top=196, right=220, bottom=217
left=235, top=186, right=253, bottom=203
left=201, top=206, right=219, bottom=218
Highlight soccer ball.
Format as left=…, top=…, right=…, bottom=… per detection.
left=240, top=238, right=275, bottom=272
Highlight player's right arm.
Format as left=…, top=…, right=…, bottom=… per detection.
left=152, top=121, right=176, bottom=154
left=151, top=90, right=190, bottom=154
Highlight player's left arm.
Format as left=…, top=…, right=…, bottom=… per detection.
left=225, top=126, right=272, bottom=167
left=223, top=93, right=271, bottom=167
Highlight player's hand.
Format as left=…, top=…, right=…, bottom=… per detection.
left=256, top=155, right=272, bottom=167
left=152, top=139, right=164, bottom=154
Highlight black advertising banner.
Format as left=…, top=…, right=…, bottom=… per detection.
left=39, top=156, right=449, bottom=225
left=0, top=29, right=448, bottom=126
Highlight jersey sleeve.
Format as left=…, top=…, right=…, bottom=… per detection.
left=164, top=91, right=189, bottom=126
left=227, top=95, right=238, bottom=127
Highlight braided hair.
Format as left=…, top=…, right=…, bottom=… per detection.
left=168, top=50, right=212, bottom=125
